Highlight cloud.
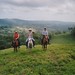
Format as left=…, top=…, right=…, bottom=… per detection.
left=0, top=0, right=72, bottom=8
left=0, top=0, right=75, bottom=21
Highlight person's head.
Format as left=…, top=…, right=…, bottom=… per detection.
left=44, top=27, right=46, bottom=31
left=15, top=31, right=18, bottom=33
left=29, top=28, right=32, bottom=32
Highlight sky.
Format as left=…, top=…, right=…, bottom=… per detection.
left=0, top=0, right=75, bottom=22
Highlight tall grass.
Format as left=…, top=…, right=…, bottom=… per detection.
left=0, top=34, right=75, bottom=75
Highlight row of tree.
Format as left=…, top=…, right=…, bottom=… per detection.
left=68, top=27, right=75, bottom=37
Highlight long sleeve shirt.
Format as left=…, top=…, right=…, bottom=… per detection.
left=42, top=30, right=48, bottom=35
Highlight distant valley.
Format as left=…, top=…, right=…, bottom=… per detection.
left=0, top=19, right=75, bottom=32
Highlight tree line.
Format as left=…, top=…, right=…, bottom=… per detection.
left=0, top=26, right=75, bottom=50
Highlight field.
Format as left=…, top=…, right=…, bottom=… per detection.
left=0, top=34, right=75, bottom=75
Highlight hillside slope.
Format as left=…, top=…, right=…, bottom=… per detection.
left=52, top=34, right=75, bottom=44
left=0, top=34, right=75, bottom=75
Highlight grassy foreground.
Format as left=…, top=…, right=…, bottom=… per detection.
left=0, top=34, right=75, bottom=75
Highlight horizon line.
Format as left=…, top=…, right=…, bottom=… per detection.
left=0, top=18, right=75, bottom=23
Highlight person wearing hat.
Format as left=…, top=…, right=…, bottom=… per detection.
left=28, top=28, right=33, bottom=38
left=26, top=28, right=35, bottom=48
left=13, top=31, right=20, bottom=48
left=41, top=27, right=49, bottom=44
left=14, top=31, right=19, bottom=40
left=42, top=28, right=48, bottom=36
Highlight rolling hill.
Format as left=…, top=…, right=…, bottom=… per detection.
left=0, top=19, right=75, bottom=32
left=0, top=34, right=75, bottom=75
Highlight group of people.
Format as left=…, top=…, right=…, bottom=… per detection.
left=13, top=27, right=49, bottom=48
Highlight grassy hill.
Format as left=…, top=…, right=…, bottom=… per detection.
left=0, top=34, right=75, bottom=75
left=52, top=34, right=75, bottom=44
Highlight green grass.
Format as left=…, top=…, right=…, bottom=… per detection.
left=0, top=34, right=75, bottom=75
left=52, top=34, right=75, bottom=44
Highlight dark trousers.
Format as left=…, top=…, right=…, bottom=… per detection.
left=17, top=39, right=20, bottom=46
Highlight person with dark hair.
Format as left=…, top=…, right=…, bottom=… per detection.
left=13, top=31, right=20, bottom=48
left=41, top=27, right=49, bottom=44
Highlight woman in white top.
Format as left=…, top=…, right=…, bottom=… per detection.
left=26, top=28, right=35, bottom=48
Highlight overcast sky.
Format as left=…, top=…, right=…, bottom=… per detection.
left=0, top=0, right=75, bottom=22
